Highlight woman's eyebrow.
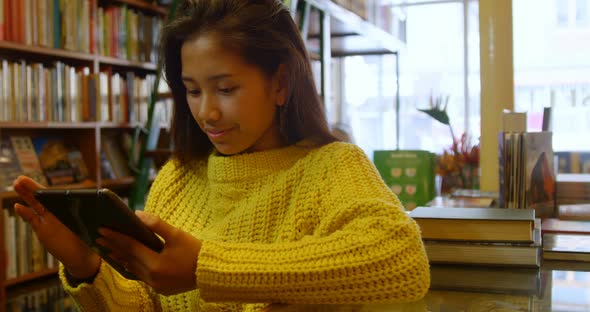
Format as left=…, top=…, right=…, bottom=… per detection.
left=181, top=74, right=233, bottom=83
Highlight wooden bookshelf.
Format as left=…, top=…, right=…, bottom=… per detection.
left=110, top=0, right=169, bottom=15
left=98, top=55, right=158, bottom=71
left=5, top=268, right=59, bottom=288
left=0, top=122, right=99, bottom=129
left=0, top=1, right=169, bottom=305
left=102, top=176, right=136, bottom=189
left=1, top=180, right=98, bottom=200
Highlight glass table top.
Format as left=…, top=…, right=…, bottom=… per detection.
left=264, top=261, right=590, bottom=312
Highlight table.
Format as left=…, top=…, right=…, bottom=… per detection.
left=264, top=261, right=590, bottom=311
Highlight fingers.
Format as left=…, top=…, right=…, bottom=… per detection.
left=136, top=211, right=176, bottom=240
left=96, top=228, right=158, bottom=280
left=13, top=176, right=47, bottom=217
left=14, top=203, right=42, bottom=230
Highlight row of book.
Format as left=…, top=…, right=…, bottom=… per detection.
left=556, top=151, right=590, bottom=174
left=0, top=0, right=162, bottom=63
left=6, top=278, right=76, bottom=312
left=0, top=59, right=172, bottom=124
left=0, top=136, right=89, bottom=191
left=498, top=111, right=556, bottom=218
left=0, top=133, right=148, bottom=194
left=3, top=208, right=59, bottom=279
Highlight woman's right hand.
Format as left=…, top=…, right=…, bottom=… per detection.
left=13, top=176, right=101, bottom=279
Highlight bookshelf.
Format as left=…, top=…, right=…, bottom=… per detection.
left=0, top=0, right=405, bottom=310
left=0, top=0, right=170, bottom=310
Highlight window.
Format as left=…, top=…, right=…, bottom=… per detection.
left=338, top=1, right=480, bottom=159
left=577, top=0, right=588, bottom=26
left=555, top=0, right=590, bottom=28
left=514, top=0, right=590, bottom=152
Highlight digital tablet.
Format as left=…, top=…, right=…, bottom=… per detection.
left=33, top=188, right=164, bottom=280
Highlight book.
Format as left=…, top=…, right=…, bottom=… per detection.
left=523, top=132, right=556, bottom=218
left=67, top=146, right=89, bottom=182
left=410, top=207, right=535, bottom=242
left=424, top=226, right=542, bottom=267
left=558, top=203, right=590, bottom=221
left=541, top=218, right=590, bottom=235
left=452, top=188, right=499, bottom=199
left=498, top=131, right=556, bottom=218
left=31, top=136, right=76, bottom=186
left=373, top=150, right=435, bottom=210
left=0, top=138, right=22, bottom=191
left=427, top=196, right=495, bottom=208
left=101, top=135, right=132, bottom=179
left=430, top=264, right=541, bottom=295
left=543, top=234, right=590, bottom=262
left=501, top=111, right=527, bottom=133
left=9, top=136, right=48, bottom=186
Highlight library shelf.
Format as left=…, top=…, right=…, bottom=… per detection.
left=5, top=268, right=59, bottom=288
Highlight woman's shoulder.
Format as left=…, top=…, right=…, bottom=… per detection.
left=305, top=141, right=367, bottom=162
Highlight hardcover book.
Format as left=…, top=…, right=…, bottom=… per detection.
left=543, top=233, right=590, bottom=262
left=373, top=150, right=435, bottom=210
left=424, top=226, right=541, bottom=267
left=410, top=207, right=535, bottom=242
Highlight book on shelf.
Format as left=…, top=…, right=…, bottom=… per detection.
left=409, top=207, right=535, bottom=242
left=3, top=208, right=58, bottom=280
left=101, top=135, right=132, bottom=179
left=430, top=264, right=542, bottom=295
left=6, top=276, right=75, bottom=312
left=373, top=150, right=435, bottom=210
left=541, top=218, right=590, bottom=235
left=9, top=136, right=48, bottom=186
left=543, top=233, right=590, bottom=262
left=0, top=138, right=22, bottom=192
left=32, top=136, right=76, bottom=186
left=424, top=224, right=542, bottom=267
left=555, top=151, right=590, bottom=174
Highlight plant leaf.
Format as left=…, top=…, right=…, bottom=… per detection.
left=418, top=108, right=450, bottom=125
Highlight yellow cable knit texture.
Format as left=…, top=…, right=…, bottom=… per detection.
left=59, top=141, right=430, bottom=311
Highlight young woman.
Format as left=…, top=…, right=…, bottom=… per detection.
left=13, top=0, right=430, bottom=310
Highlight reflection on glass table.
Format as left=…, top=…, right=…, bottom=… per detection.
left=264, top=262, right=590, bottom=312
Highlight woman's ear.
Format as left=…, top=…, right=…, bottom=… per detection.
left=274, top=64, right=288, bottom=106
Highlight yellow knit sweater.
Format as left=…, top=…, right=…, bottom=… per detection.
left=59, top=141, right=430, bottom=311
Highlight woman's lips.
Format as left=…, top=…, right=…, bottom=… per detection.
left=206, top=128, right=233, bottom=138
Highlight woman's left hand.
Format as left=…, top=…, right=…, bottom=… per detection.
left=96, top=211, right=202, bottom=296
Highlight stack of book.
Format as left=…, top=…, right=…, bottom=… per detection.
left=410, top=207, right=541, bottom=267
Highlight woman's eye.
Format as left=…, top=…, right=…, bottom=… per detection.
left=187, top=89, right=201, bottom=96
left=219, top=87, right=237, bottom=94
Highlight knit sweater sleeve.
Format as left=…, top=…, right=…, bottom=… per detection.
left=196, top=143, right=430, bottom=304
left=57, top=161, right=181, bottom=311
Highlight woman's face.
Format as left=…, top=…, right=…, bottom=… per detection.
left=181, top=34, right=287, bottom=155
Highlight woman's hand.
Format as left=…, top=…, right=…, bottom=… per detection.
left=13, top=176, right=101, bottom=279
left=96, top=211, right=202, bottom=296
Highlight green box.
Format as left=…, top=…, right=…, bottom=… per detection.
left=373, top=150, right=436, bottom=210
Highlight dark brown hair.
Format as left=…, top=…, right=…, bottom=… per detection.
left=159, top=0, right=338, bottom=164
